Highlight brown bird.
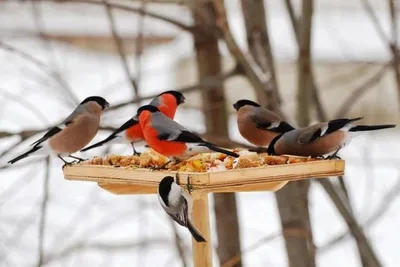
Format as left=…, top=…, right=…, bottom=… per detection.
left=8, top=96, right=110, bottom=165
left=233, top=99, right=295, bottom=147
left=267, top=117, right=396, bottom=159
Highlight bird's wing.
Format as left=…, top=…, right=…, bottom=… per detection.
left=297, top=124, right=325, bottom=144
left=251, top=109, right=295, bottom=133
left=30, top=105, right=87, bottom=147
left=152, top=113, right=203, bottom=143
left=148, top=95, right=162, bottom=107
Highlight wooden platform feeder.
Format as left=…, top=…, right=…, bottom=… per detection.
left=63, top=156, right=345, bottom=267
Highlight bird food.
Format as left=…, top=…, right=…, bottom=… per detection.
left=81, top=148, right=321, bottom=173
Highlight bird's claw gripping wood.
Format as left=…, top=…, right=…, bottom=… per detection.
left=68, top=155, right=88, bottom=163
left=325, top=154, right=342, bottom=160
left=150, top=161, right=171, bottom=171
left=131, top=143, right=141, bottom=156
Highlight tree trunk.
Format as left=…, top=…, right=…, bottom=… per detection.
left=241, top=1, right=316, bottom=267
left=191, top=3, right=242, bottom=267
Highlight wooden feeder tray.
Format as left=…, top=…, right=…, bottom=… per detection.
left=62, top=155, right=345, bottom=267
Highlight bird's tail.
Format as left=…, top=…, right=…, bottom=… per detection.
left=201, top=142, right=239, bottom=158
left=187, top=220, right=206, bottom=243
left=8, top=146, right=42, bottom=164
left=349, top=124, right=396, bottom=132
left=80, top=135, right=119, bottom=152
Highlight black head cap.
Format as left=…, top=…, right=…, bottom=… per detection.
left=137, top=105, right=160, bottom=115
left=158, top=176, right=175, bottom=206
left=233, top=99, right=260, bottom=111
left=81, top=96, right=110, bottom=110
left=160, top=90, right=186, bottom=105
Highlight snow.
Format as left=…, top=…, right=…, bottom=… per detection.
left=1, top=1, right=400, bottom=266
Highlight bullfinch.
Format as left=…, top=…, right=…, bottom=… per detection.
left=158, top=175, right=206, bottom=242
left=8, top=96, right=110, bottom=165
left=233, top=99, right=295, bottom=147
left=267, top=117, right=396, bottom=159
left=81, top=90, right=185, bottom=155
left=136, top=105, right=239, bottom=165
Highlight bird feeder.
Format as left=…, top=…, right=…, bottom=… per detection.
left=63, top=155, right=344, bottom=267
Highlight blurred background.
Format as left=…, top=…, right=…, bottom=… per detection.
left=0, top=0, right=399, bottom=266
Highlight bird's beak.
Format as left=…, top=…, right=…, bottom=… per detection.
left=180, top=95, right=186, bottom=104
left=105, top=102, right=110, bottom=109
left=233, top=103, right=239, bottom=111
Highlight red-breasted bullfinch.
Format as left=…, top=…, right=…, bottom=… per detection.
left=158, top=175, right=206, bottom=242
left=136, top=105, right=239, bottom=164
left=267, top=117, right=396, bottom=158
left=80, top=90, right=185, bottom=155
left=233, top=99, right=295, bottom=147
left=8, top=96, right=110, bottom=165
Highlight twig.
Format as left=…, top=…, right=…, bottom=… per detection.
left=103, top=0, right=138, bottom=95
left=168, top=218, right=188, bottom=267
left=39, top=0, right=194, bottom=32
left=107, top=65, right=239, bottom=111
left=318, top=179, right=382, bottom=267
left=283, top=0, right=327, bottom=121
left=360, top=0, right=390, bottom=44
left=221, top=233, right=281, bottom=267
left=334, top=65, right=389, bottom=117
left=134, top=0, right=146, bottom=99
left=0, top=41, right=75, bottom=105
left=30, top=0, right=79, bottom=107
left=212, top=0, right=270, bottom=107
left=319, top=176, right=400, bottom=252
left=37, top=156, right=51, bottom=267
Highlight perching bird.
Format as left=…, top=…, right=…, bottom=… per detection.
left=136, top=105, right=239, bottom=165
left=81, top=90, right=185, bottom=155
left=158, top=175, right=206, bottom=242
left=8, top=96, right=110, bottom=165
left=267, top=117, right=396, bottom=158
left=233, top=99, right=295, bottom=147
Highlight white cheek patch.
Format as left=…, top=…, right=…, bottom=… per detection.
left=168, top=183, right=183, bottom=206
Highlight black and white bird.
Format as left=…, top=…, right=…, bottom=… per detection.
left=157, top=176, right=206, bottom=242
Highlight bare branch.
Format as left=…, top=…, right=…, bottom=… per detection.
left=361, top=0, right=390, bottom=44
left=334, top=65, right=389, bottom=117
left=0, top=41, right=75, bottom=105
left=103, top=0, right=139, bottom=96
left=221, top=232, right=281, bottom=267
left=168, top=218, right=188, bottom=267
left=319, top=177, right=400, bottom=252
left=39, top=0, right=194, bottom=32
left=318, top=179, right=382, bottom=267
left=37, top=156, right=51, bottom=267
left=212, top=0, right=271, bottom=108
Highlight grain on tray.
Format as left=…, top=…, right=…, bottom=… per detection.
left=82, top=147, right=324, bottom=172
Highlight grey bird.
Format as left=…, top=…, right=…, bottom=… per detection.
left=158, top=175, right=206, bottom=242
left=267, top=117, right=396, bottom=158
left=8, top=96, right=110, bottom=165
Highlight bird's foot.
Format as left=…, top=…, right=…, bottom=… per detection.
left=132, top=151, right=141, bottom=156
left=62, top=160, right=78, bottom=170
left=325, top=154, right=341, bottom=160
left=150, top=161, right=171, bottom=171
left=68, top=155, right=88, bottom=163
left=248, top=147, right=268, bottom=154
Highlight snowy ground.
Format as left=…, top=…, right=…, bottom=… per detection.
left=1, top=1, right=400, bottom=266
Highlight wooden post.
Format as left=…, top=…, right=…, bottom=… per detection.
left=191, top=194, right=213, bottom=267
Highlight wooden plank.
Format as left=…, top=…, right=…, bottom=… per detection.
left=97, top=180, right=289, bottom=195
left=192, top=195, right=213, bottom=267
left=63, top=159, right=344, bottom=194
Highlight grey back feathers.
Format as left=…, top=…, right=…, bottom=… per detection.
left=152, top=112, right=187, bottom=141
